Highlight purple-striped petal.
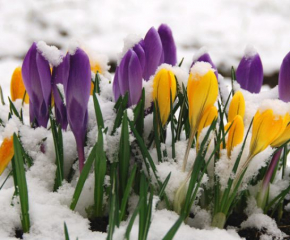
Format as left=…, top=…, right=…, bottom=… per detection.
left=143, top=27, right=163, bottom=80
left=236, top=52, right=263, bottom=93
left=128, top=51, right=143, bottom=106
left=113, top=67, right=121, bottom=102
left=133, top=42, right=146, bottom=71
left=279, top=51, right=290, bottom=102
left=158, top=24, right=177, bottom=66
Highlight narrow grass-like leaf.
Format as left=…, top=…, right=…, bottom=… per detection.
left=231, top=66, right=236, bottom=96
left=0, top=85, right=5, bottom=105
left=50, top=113, right=64, bottom=191
left=119, top=111, right=130, bottom=199
left=178, top=57, right=184, bottom=67
left=92, top=92, right=104, bottom=130
left=94, top=72, right=101, bottom=95
left=153, top=103, right=162, bottom=163
left=119, top=164, right=137, bottom=221
left=8, top=97, right=23, bottom=123
left=133, top=89, right=145, bottom=137
left=70, top=143, right=97, bottom=210
left=13, top=133, right=30, bottom=233
left=170, top=91, right=175, bottom=159
left=159, top=172, right=171, bottom=199
left=162, top=215, right=185, bottom=240
left=0, top=170, right=12, bottom=190
left=124, top=199, right=142, bottom=240
left=64, top=222, right=70, bottom=240
left=111, top=93, right=128, bottom=135
left=94, top=130, right=107, bottom=217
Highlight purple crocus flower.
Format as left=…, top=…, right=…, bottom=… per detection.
left=236, top=47, right=263, bottom=93
left=113, top=49, right=143, bottom=106
left=22, top=42, right=52, bottom=128
left=65, top=48, right=91, bottom=171
left=113, top=24, right=177, bottom=106
left=158, top=24, right=177, bottom=66
left=51, top=54, right=69, bottom=130
left=190, top=49, right=218, bottom=78
left=278, top=51, right=290, bottom=102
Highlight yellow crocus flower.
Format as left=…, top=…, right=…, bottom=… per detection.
left=152, top=68, right=177, bottom=126
left=271, top=123, right=290, bottom=148
left=196, top=106, right=218, bottom=150
left=228, top=91, right=245, bottom=122
left=249, top=110, right=289, bottom=158
left=10, top=67, right=29, bottom=103
left=182, top=63, right=218, bottom=171
left=0, top=136, right=14, bottom=175
left=226, top=115, right=244, bottom=158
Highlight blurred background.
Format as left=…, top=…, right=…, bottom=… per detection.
left=1, top=0, right=290, bottom=97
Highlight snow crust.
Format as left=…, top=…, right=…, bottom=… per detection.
left=36, top=41, right=63, bottom=67
left=190, top=62, right=214, bottom=78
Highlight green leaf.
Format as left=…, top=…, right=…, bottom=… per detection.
left=170, top=91, right=175, bottom=159
left=94, top=72, right=101, bottom=94
left=92, top=92, right=104, bottom=130
left=124, top=199, right=142, bottom=240
left=111, top=93, right=128, bottom=135
left=94, top=129, right=107, bottom=217
left=119, top=164, right=137, bottom=221
left=133, top=89, right=145, bottom=137
left=70, top=143, right=97, bottom=210
left=178, top=57, right=184, bottom=67
left=12, top=133, right=30, bottom=233
left=119, top=111, right=130, bottom=200
left=64, top=222, right=70, bottom=240
left=159, top=172, right=171, bottom=199
left=0, top=85, right=5, bottom=105
left=8, top=97, right=23, bottom=123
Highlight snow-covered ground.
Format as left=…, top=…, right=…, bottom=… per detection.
left=1, top=0, right=290, bottom=99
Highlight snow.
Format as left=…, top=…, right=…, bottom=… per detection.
left=190, top=62, right=215, bottom=77
left=36, top=41, right=63, bottom=67
left=118, top=34, right=142, bottom=64
left=244, top=44, right=257, bottom=58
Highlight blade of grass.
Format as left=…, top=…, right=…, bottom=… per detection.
left=13, top=133, right=30, bottom=233
left=64, top=222, right=70, bottom=240
left=0, top=85, right=5, bottom=105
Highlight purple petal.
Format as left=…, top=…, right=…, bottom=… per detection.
left=52, top=56, right=69, bottom=129
left=143, top=27, right=163, bottom=80
left=22, top=42, right=51, bottom=127
left=236, top=53, right=263, bottom=93
left=133, top=43, right=146, bottom=71
left=118, top=50, right=133, bottom=95
left=158, top=24, right=177, bottom=66
left=191, top=53, right=218, bottom=78
left=279, top=51, right=290, bottom=102
left=128, top=51, right=143, bottom=106
left=66, top=48, right=91, bottom=142
left=113, top=67, right=121, bottom=101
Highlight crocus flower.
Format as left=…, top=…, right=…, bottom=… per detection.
left=65, top=48, right=91, bottom=171
left=152, top=68, right=177, bottom=126
left=113, top=49, right=143, bottom=106
left=51, top=54, right=69, bottom=130
left=228, top=91, right=245, bottom=122
left=226, top=115, right=244, bottom=158
left=183, top=62, right=218, bottom=171
left=196, top=105, right=218, bottom=150
left=0, top=136, right=14, bottom=175
left=191, top=49, right=218, bottom=78
left=113, top=24, right=177, bottom=105
left=22, top=42, right=52, bottom=128
left=10, top=67, right=29, bottom=103
left=236, top=47, right=263, bottom=93
left=278, top=51, right=290, bottom=102
left=271, top=124, right=290, bottom=148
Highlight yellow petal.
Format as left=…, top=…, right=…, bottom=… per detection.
left=10, top=67, right=29, bottom=103
left=226, top=115, right=244, bottom=158
left=0, top=136, right=14, bottom=175
left=196, top=106, right=218, bottom=149
left=271, top=123, right=290, bottom=148
left=152, top=68, right=177, bottom=126
left=187, top=69, right=218, bottom=133
left=250, top=110, right=289, bottom=157
left=228, top=91, right=245, bottom=122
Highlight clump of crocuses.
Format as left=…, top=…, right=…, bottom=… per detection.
left=113, top=24, right=177, bottom=106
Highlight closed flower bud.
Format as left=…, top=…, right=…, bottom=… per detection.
left=228, top=91, right=245, bottom=122
left=278, top=51, right=290, bottom=102
left=22, top=42, right=52, bottom=128
left=0, top=136, right=14, bottom=175
left=249, top=110, right=289, bottom=158
left=236, top=46, right=263, bottom=93
left=152, top=68, right=177, bottom=126
left=226, top=115, right=244, bottom=158
left=10, top=67, right=29, bottom=103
